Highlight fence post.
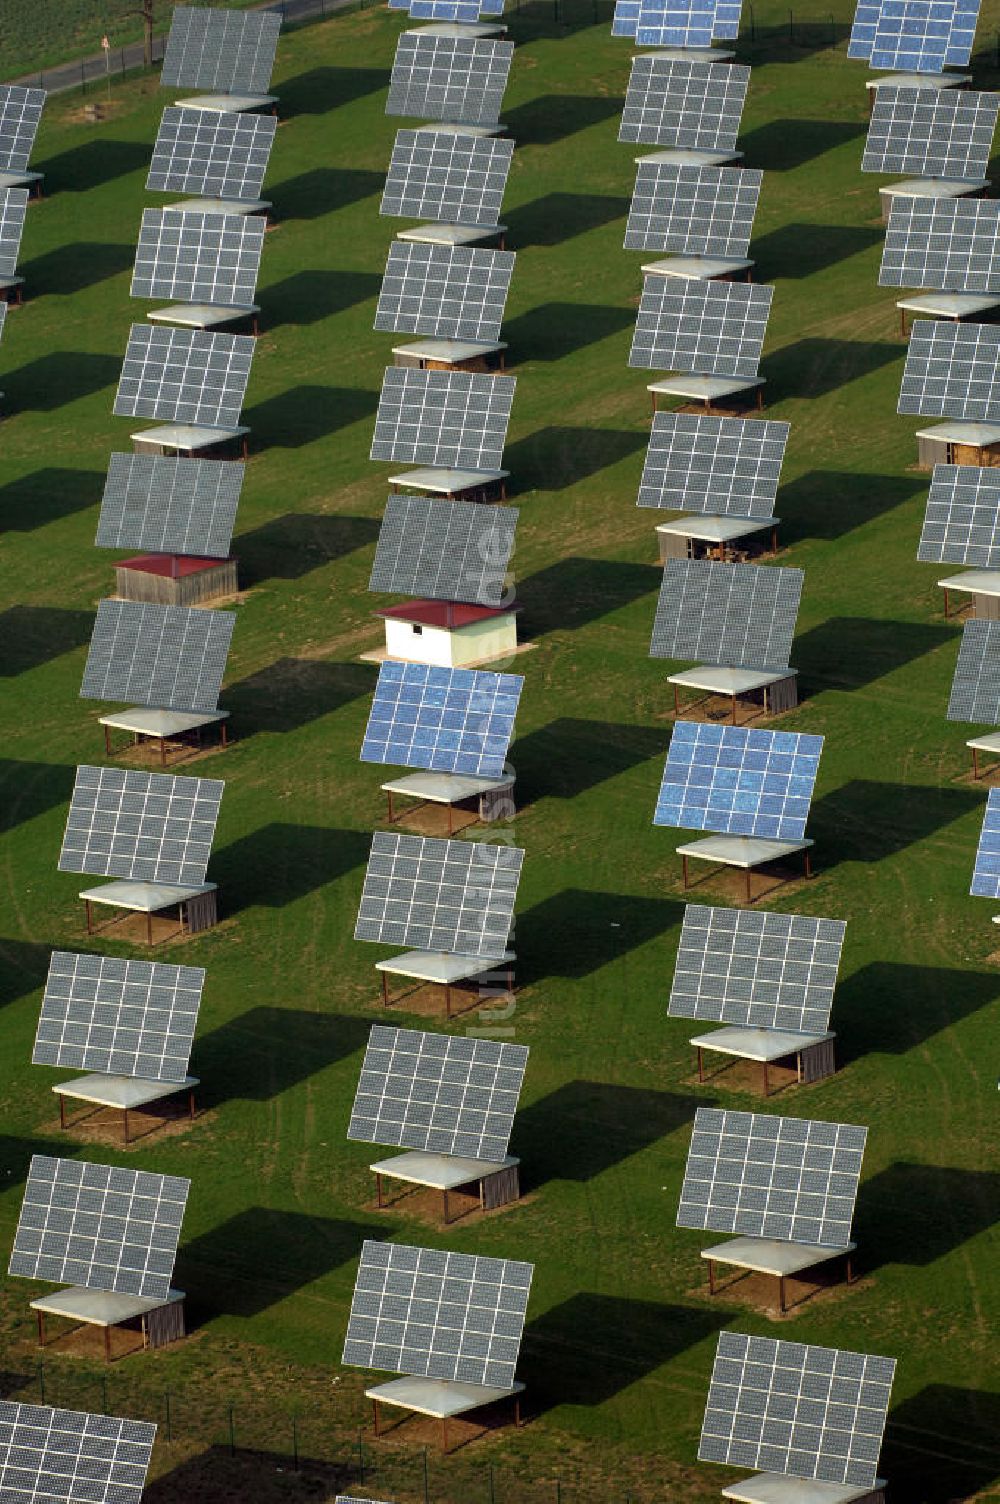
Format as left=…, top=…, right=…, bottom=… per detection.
left=164, top=1391, right=172, bottom=1444
left=228, top=1406, right=236, bottom=1458
left=292, top=1415, right=299, bottom=1471
left=80, top=61, right=86, bottom=94
left=747, top=3, right=755, bottom=40
left=101, top=1375, right=109, bottom=1414
left=555, top=1482, right=562, bottom=1504
left=788, top=7, right=794, bottom=41
left=829, top=11, right=835, bottom=45
left=488, top=1464, right=496, bottom=1504
left=357, top=1426, right=365, bottom=1482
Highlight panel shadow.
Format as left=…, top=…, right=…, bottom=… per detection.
left=0, top=939, right=53, bottom=1007
left=179, top=1210, right=383, bottom=1319
left=518, top=890, right=680, bottom=980
left=743, top=20, right=850, bottom=57
left=0, top=468, right=105, bottom=530
left=20, top=242, right=134, bottom=296
left=264, top=269, right=382, bottom=327
left=752, top=223, right=883, bottom=280
left=809, top=780, right=980, bottom=863
left=245, top=385, right=377, bottom=447
left=857, top=1163, right=1000, bottom=1270
left=140, top=1449, right=350, bottom=1504
left=833, top=962, right=999, bottom=1060
left=506, top=192, right=629, bottom=247
left=523, top=1296, right=728, bottom=1410
left=505, top=426, right=646, bottom=491
left=502, top=301, right=634, bottom=361
left=502, top=94, right=622, bottom=145
left=34, top=139, right=151, bottom=192
left=212, top=824, right=370, bottom=911
left=513, top=1081, right=702, bottom=1184
left=271, top=167, right=385, bottom=220
left=517, top=557, right=660, bottom=633
left=0, top=607, right=92, bottom=675
left=739, top=118, right=865, bottom=171
left=882, top=1386, right=1000, bottom=1504
left=512, top=717, right=666, bottom=798
left=0, top=761, right=72, bottom=837
left=236, top=513, right=379, bottom=583
left=778, top=470, right=926, bottom=545
left=223, top=659, right=372, bottom=732
left=793, top=617, right=952, bottom=692
left=280, top=64, right=389, bottom=114
left=194, top=1007, right=370, bottom=1104
left=765, top=337, right=903, bottom=400
left=3, top=353, right=121, bottom=410
left=0, top=1136, right=80, bottom=1190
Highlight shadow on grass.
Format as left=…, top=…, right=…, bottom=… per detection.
left=778, top=470, right=927, bottom=544
left=835, top=962, right=999, bottom=1060
left=858, top=1163, right=1000, bottom=1270
left=140, top=1448, right=353, bottom=1504
left=882, top=1386, right=1000, bottom=1504
left=236, top=513, right=379, bottom=582
left=514, top=1082, right=702, bottom=1183
left=271, top=166, right=385, bottom=220
left=502, top=94, right=622, bottom=145
left=35, top=139, right=150, bottom=192
left=752, top=222, right=883, bottom=279
left=505, top=426, right=646, bottom=491
left=512, top=717, right=666, bottom=797
left=0, top=467, right=105, bottom=530
left=0, top=608, right=92, bottom=675
left=523, top=1296, right=729, bottom=1409
left=765, top=337, right=903, bottom=400
left=739, top=118, right=865, bottom=171
left=0, top=939, right=53, bottom=1007
left=281, top=64, right=389, bottom=115
left=502, top=301, right=634, bottom=361
left=213, top=824, right=370, bottom=910
left=21, top=242, right=134, bottom=296
left=195, top=1008, right=370, bottom=1103
left=517, top=557, right=660, bottom=632
left=264, top=269, right=382, bottom=326
left=0, top=1135, right=80, bottom=1190
left=794, top=617, right=952, bottom=691
left=0, top=760, right=72, bottom=836
left=180, top=1210, right=383, bottom=1319
left=245, top=386, right=377, bottom=447
left=810, top=780, right=979, bottom=863
left=518, top=890, right=680, bottom=979
left=4, top=353, right=121, bottom=410
left=225, top=659, right=372, bottom=732
left=506, top=192, right=629, bottom=246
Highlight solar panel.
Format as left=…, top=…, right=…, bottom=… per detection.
left=629, top=278, right=773, bottom=378
left=638, top=412, right=788, bottom=517
left=679, top=1107, right=866, bottom=1247
left=348, top=1024, right=528, bottom=1159
left=58, top=765, right=224, bottom=887
left=847, top=0, right=880, bottom=58
left=0, top=86, right=45, bottom=174
left=898, top=320, right=1000, bottom=421
left=408, top=0, right=487, bottom=21
left=381, top=130, right=513, bottom=227
left=355, top=830, right=523, bottom=956
left=342, top=1240, right=532, bottom=1387
left=883, top=196, right=1000, bottom=293
left=375, top=242, right=514, bottom=343
left=0, top=188, right=28, bottom=280
left=862, top=88, right=999, bottom=180
left=668, top=903, right=846, bottom=1034
left=634, top=0, right=717, bottom=48
left=148, top=106, right=276, bottom=201
left=161, top=6, right=281, bottom=95
left=611, top=0, right=640, bottom=37
left=619, top=57, right=750, bottom=151
left=870, top=0, right=980, bottom=71
left=0, top=1403, right=156, bottom=1504
left=918, top=463, right=1000, bottom=565
left=361, top=661, right=522, bottom=776
left=712, top=0, right=744, bottom=38
left=34, top=950, right=205, bottom=1082
left=132, top=208, right=265, bottom=305
left=654, top=721, right=823, bottom=840
left=81, top=599, right=235, bottom=713
left=700, top=1332, right=896, bottom=1486
left=9, top=1155, right=190, bottom=1301
left=114, top=324, right=256, bottom=429
left=650, top=559, right=802, bottom=669
left=625, top=164, right=761, bottom=257
left=369, top=494, right=517, bottom=606
left=387, top=34, right=514, bottom=125
left=946, top=617, right=1000, bottom=722
left=971, top=784, right=1000, bottom=895
left=96, top=452, right=243, bottom=558
left=371, top=367, right=515, bottom=471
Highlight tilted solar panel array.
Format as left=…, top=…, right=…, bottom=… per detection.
left=0, top=86, right=46, bottom=173
left=161, top=6, right=281, bottom=96
left=361, top=661, right=523, bottom=776
left=619, top=57, right=750, bottom=150
left=629, top=278, right=773, bottom=377
left=387, top=34, right=514, bottom=126
left=650, top=558, right=802, bottom=669
left=862, top=88, right=999, bottom=180
left=654, top=722, right=824, bottom=841
left=637, top=413, right=788, bottom=516
left=625, top=164, right=762, bottom=257
left=0, top=1403, right=156, bottom=1504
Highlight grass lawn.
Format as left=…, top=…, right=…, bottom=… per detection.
left=0, top=2, right=999, bottom=1501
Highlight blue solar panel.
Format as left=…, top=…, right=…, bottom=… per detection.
left=409, top=0, right=483, bottom=17
left=636, top=0, right=716, bottom=48
left=945, top=0, right=981, bottom=63
left=970, top=785, right=1000, bottom=897
left=712, top=0, right=743, bottom=38
left=870, top=0, right=980, bottom=71
left=360, top=662, right=523, bottom=778
left=612, top=0, right=639, bottom=36
left=848, top=0, right=880, bottom=58
left=653, top=721, right=823, bottom=840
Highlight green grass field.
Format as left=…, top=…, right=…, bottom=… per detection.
left=0, top=3, right=999, bottom=1501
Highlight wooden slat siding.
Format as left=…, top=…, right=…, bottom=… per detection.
left=115, top=559, right=238, bottom=607
left=145, top=1299, right=185, bottom=1348
left=481, top=1164, right=519, bottom=1211
left=184, top=891, right=218, bottom=934
left=799, top=1037, right=837, bottom=1084
left=766, top=675, right=798, bottom=715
